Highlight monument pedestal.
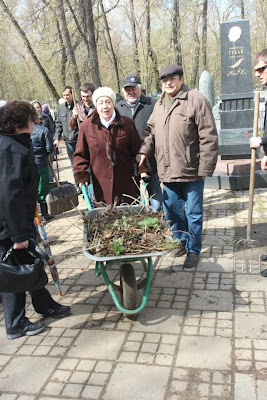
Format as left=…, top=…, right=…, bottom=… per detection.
left=206, top=159, right=267, bottom=190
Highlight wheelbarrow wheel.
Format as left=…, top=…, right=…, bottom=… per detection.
left=120, top=263, right=137, bottom=319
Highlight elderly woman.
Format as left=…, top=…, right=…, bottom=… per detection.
left=73, top=87, right=149, bottom=205
left=0, top=101, right=70, bottom=340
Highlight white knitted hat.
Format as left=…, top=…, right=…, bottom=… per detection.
left=92, top=87, right=116, bottom=106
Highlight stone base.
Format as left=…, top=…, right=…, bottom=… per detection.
left=206, top=170, right=267, bottom=190
left=215, top=159, right=261, bottom=175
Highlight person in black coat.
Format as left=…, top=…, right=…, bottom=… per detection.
left=0, top=101, right=71, bottom=340
left=31, top=118, right=53, bottom=221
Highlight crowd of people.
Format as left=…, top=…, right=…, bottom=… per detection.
left=0, top=47, right=266, bottom=339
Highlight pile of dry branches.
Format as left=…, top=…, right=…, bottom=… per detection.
left=83, top=205, right=178, bottom=257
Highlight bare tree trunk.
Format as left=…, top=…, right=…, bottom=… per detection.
left=56, top=0, right=80, bottom=95
left=99, top=0, right=120, bottom=92
left=83, top=0, right=101, bottom=87
left=240, top=0, right=245, bottom=18
left=55, top=19, right=67, bottom=88
left=172, top=0, right=182, bottom=66
left=190, top=1, right=201, bottom=88
left=0, top=0, right=60, bottom=101
left=145, top=0, right=161, bottom=92
left=202, top=0, right=208, bottom=70
left=129, top=0, right=141, bottom=76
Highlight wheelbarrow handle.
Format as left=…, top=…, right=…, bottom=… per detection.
left=82, top=184, right=93, bottom=210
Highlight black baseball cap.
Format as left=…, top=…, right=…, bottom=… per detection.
left=122, top=74, right=141, bottom=88
left=159, top=64, right=183, bottom=80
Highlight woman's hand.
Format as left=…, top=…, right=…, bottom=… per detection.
left=261, top=155, right=267, bottom=171
left=79, top=181, right=89, bottom=188
left=250, top=137, right=261, bottom=148
left=138, top=154, right=147, bottom=167
left=14, top=240, right=29, bottom=250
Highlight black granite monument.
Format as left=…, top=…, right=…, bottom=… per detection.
left=220, top=19, right=254, bottom=159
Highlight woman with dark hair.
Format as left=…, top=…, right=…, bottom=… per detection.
left=0, top=101, right=71, bottom=340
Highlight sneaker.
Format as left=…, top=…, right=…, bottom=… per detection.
left=171, top=242, right=187, bottom=257
left=42, top=304, right=71, bottom=319
left=183, top=252, right=200, bottom=268
left=7, top=321, right=45, bottom=340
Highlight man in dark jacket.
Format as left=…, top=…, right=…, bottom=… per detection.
left=249, top=48, right=267, bottom=277
left=54, top=86, right=80, bottom=192
left=138, top=65, right=218, bottom=268
left=116, top=74, right=162, bottom=211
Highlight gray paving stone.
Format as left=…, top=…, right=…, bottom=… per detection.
left=103, top=363, right=170, bottom=400
left=0, top=356, right=58, bottom=393
left=176, top=336, right=231, bottom=370
left=67, top=330, right=126, bottom=359
left=235, top=313, right=267, bottom=339
left=133, top=308, right=183, bottom=333
left=189, top=290, right=233, bottom=311
left=235, top=275, right=267, bottom=291
left=197, top=257, right=233, bottom=273
left=235, top=373, right=256, bottom=400
left=152, top=271, right=193, bottom=288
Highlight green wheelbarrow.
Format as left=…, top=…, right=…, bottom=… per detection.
left=81, top=185, right=169, bottom=318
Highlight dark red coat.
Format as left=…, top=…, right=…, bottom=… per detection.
left=73, top=110, right=141, bottom=205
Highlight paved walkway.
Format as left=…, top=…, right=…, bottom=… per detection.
left=0, top=146, right=267, bottom=400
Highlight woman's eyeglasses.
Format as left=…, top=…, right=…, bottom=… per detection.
left=255, top=65, right=267, bottom=74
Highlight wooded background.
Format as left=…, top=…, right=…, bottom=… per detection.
left=0, top=0, right=266, bottom=106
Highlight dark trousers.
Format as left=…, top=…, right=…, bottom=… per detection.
left=2, top=288, right=57, bottom=334
left=0, top=237, right=57, bottom=334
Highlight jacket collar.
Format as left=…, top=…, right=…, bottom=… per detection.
left=91, top=108, right=124, bottom=128
left=159, top=83, right=189, bottom=104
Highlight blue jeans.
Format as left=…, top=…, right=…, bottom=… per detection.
left=147, top=174, right=163, bottom=212
left=162, top=180, right=204, bottom=254
left=65, top=141, right=77, bottom=176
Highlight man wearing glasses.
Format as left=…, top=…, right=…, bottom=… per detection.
left=138, top=64, right=218, bottom=268
left=249, top=48, right=267, bottom=277
left=69, top=82, right=95, bottom=129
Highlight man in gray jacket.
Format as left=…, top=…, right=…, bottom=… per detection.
left=116, top=74, right=162, bottom=211
left=54, top=86, right=80, bottom=192
left=138, top=65, right=218, bottom=268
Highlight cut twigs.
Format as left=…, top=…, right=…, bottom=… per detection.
left=83, top=205, right=178, bottom=257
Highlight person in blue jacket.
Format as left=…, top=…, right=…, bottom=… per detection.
left=0, top=101, right=71, bottom=340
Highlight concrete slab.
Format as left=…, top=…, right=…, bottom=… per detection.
left=235, top=274, right=267, bottom=291
left=152, top=271, right=193, bottom=288
left=189, top=290, right=233, bottom=311
left=197, top=257, right=234, bottom=273
left=133, top=308, right=183, bottom=334
left=235, top=373, right=256, bottom=400
left=235, top=313, right=267, bottom=339
left=103, top=363, right=171, bottom=400
left=176, top=336, right=232, bottom=370
left=67, top=330, right=126, bottom=359
left=0, top=356, right=58, bottom=393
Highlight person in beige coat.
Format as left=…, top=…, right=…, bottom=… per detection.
left=138, top=64, right=218, bottom=268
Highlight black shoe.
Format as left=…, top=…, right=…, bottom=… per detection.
left=42, top=304, right=71, bottom=319
left=40, top=203, right=54, bottom=221
left=261, top=255, right=267, bottom=262
left=6, top=321, right=45, bottom=340
left=171, top=242, right=187, bottom=257
left=183, top=252, right=200, bottom=268
left=261, top=269, right=267, bottom=277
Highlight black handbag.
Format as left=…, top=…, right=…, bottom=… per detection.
left=0, top=238, right=49, bottom=293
